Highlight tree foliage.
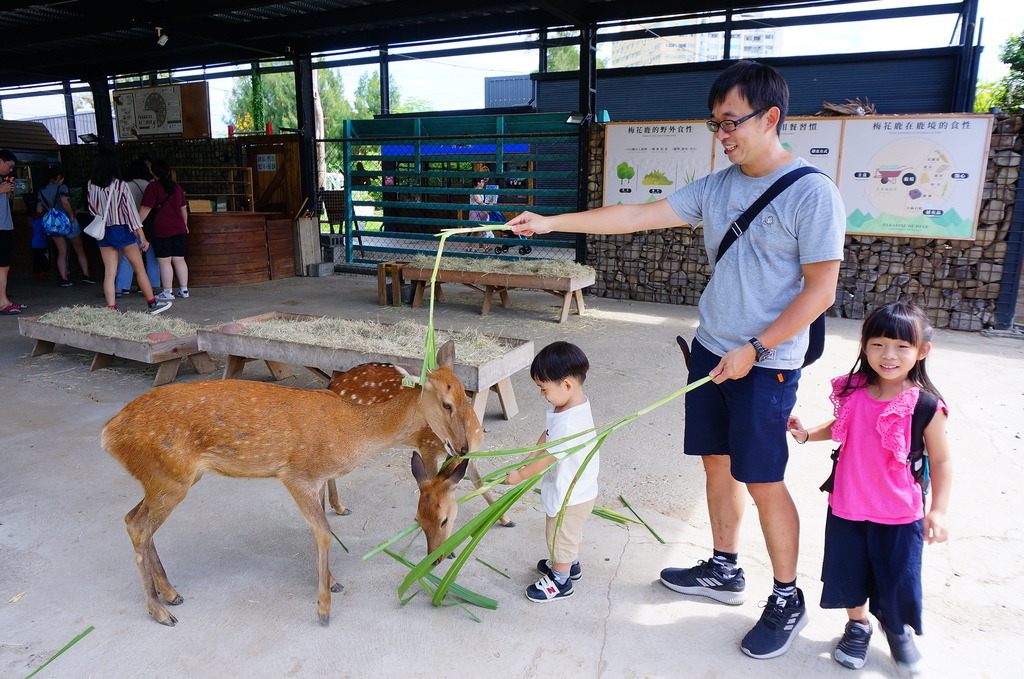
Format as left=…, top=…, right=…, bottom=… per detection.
left=976, top=30, right=1024, bottom=112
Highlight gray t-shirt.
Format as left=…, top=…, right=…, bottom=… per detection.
left=0, top=188, right=12, bottom=231
left=666, top=157, right=845, bottom=369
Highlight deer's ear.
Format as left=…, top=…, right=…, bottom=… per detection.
left=435, top=340, right=456, bottom=369
left=411, top=450, right=429, bottom=486
left=438, top=455, right=469, bottom=486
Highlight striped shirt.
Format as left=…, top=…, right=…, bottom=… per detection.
left=87, top=179, right=143, bottom=231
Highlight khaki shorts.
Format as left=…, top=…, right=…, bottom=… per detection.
left=544, top=499, right=595, bottom=564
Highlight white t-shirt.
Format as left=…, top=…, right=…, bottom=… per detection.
left=540, top=400, right=599, bottom=516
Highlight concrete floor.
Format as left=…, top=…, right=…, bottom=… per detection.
left=1, top=271, right=1022, bottom=679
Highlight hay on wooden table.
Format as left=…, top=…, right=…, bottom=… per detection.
left=407, top=255, right=594, bottom=279
left=237, top=317, right=514, bottom=366
left=37, top=306, right=200, bottom=342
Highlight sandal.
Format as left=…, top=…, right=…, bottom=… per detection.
left=1, top=304, right=23, bottom=315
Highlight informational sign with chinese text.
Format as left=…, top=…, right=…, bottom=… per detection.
left=603, top=122, right=715, bottom=207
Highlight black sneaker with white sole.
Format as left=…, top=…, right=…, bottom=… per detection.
left=835, top=619, right=872, bottom=669
left=526, top=574, right=573, bottom=602
left=883, top=624, right=922, bottom=676
left=537, top=559, right=582, bottom=581
left=660, top=560, right=747, bottom=605
left=740, top=588, right=808, bottom=659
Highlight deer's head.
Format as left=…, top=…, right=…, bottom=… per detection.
left=412, top=451, right=468, bottom=561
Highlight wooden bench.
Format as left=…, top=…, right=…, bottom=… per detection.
left=18, top=316, right=216, bottom=386
left=400, top=267, right=595, bottom=323
left=196, top=311, right=534, bottom=421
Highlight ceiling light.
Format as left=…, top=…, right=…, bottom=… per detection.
left=156, top=27, right=169, bottom=46
left=79, top=133, right=100, bottom=144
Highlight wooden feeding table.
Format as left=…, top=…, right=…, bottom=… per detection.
left=196, top=311, right=534, bottom=421
left=400, top=266, right=595, bottom=323
left=18, top=316, right=216, bottom=386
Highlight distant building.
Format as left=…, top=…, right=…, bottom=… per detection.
left=27, top=111, right=98, bottom=145
left=607, top=15, right=779, bottom=68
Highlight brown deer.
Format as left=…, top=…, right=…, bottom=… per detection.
left=102, top=341, right=471, bottom=627
left=326, top=362, right=514, bottom=528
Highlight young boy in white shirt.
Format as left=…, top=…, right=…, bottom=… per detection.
left=506, top=341, right=598, bottom=602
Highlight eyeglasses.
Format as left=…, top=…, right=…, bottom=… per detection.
left=705, top=107, right=768, bottom=133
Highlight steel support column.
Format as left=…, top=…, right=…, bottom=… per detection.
left=87, top=75, right=115, bottom=145
left=293, top=55, right=318, bottom=215
left=994, top=144, right=1024, bottom=329
left=62, top=80, right=77, bottom=144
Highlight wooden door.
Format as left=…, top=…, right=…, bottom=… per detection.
left=248, top=139, right=301, bottom=216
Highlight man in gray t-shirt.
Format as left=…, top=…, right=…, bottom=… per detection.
left=509, top=61, right=844, bottom=659
left=1, top=149, right=23, bottom=315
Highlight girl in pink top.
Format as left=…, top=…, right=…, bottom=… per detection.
left=788, top=302, right=951, bottom=676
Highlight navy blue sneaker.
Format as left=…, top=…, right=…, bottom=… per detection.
left=537, top=559, right=582, bottom=581
left=660, top=559, right=747, bottom=605
left=741, top=588, right=808, bottom=659
left=883, top=624, right=922, bottom=676
left=835, top=620, right=872, bottom=669
left=526, top=574, right=573, bottom=603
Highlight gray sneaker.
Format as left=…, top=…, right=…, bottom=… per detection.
left=835, top=619, right=872, bottom=669
left=146, top=301, right=172, bottom=315
left=884, top=624, right=922, bottom=675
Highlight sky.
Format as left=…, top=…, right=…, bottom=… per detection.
left=1, top=0, right=1022, bottom=126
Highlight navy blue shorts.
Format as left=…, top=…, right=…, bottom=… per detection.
left=683, top=339, right=800, bottom=483
left=820, top=508, right=923, bottom=635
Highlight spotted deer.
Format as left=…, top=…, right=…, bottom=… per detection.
left=326, top=362, right=514, bottom=529
left=102, top=341, right=470, bottom=626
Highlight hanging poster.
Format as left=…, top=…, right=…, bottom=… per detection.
left=712, top=117, right=844, bottom=178
left=112, top=83, right=211, bottom=141
left=603, top=122, right=715, bottom=207
left=838, top=115, right=992, bottom=240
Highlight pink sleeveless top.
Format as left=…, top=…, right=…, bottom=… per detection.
left=828, top=374, right=946, bottom=524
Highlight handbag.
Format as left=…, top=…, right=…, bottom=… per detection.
left=84, top=184, right=116, bottom=241
left=714, top=165, right=829, bottom=368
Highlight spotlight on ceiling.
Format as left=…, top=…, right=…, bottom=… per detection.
left=156, top=27, right=169, bottom=46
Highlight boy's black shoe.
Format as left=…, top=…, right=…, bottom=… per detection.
left=537, top=558, right=582, bottom=581
left=660, top=559, right=747, bottom=605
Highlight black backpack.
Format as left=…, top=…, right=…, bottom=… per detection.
left=820, top=390, right=940, bottom=501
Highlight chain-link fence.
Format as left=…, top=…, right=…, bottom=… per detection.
left=315, top=113, right=584, bottom=269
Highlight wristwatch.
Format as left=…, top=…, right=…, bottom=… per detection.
left=748, top=337, right=771, bottom=362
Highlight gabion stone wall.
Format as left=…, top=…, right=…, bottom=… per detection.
left=584, top=115, right=1023, bottom=331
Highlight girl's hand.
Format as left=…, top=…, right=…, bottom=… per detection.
left=787, top=416, right=808, bottom=443
left=139, top=238, right=150, bottom=252
left=923, top=510, right=948, bottom=544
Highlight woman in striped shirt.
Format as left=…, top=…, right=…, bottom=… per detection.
left=86, top=148, right=171, bottom=315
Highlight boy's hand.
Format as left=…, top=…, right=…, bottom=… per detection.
left=924, top=510, right=948, bottom=544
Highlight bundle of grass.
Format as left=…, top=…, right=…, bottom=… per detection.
left=817, top=97, right=876, bottom=117
left=36, top=306, right=200, bottom=343
left=236, top=317, right=515, bottom=367
left=407, top=255, right=594, bottom=280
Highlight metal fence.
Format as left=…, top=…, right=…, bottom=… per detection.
left=316, top=112, right=584, bottom=270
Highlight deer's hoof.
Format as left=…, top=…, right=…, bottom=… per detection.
left=166, top=595, right=184, bottom=606
left=331, top=582, right=344, bottom=593
left=500, top=520, right=517, bottom=528
left=336, top=508, right=352, bottom=516
left=155, top=611, right=177, bottom=626
left=319, top=612, right=330, bottom=626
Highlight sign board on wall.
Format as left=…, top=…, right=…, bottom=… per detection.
left=605, top=114, right=993, bottom=240
left=838, top=115, right=992, bottom=240
left=112, top=82, right=211, bottom=141
left=602, top=122, right=715, bottom=207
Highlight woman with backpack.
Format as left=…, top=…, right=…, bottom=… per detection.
left=138, top=160, right=189, bottom=300
left=37, top=166, right=95, bottom=287
left=86, top=148, right=170, bottom=315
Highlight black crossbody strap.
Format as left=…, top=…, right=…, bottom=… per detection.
left=715, top=166, right=827, bottom=264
